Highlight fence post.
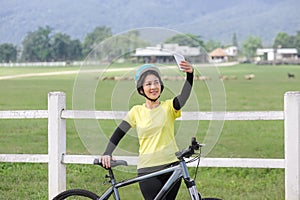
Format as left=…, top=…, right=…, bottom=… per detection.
left=284, top=91, right=300, bottom=200
left=48, top=92, right=66, bottom=199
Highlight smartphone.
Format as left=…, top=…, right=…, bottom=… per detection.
left=174, top=53, right=185, bottom=71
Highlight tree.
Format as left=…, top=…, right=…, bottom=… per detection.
left=288, top=31, right=300, bottom=53
left=232, top=33, right=239, bottom=47
left=242, top=36, right=262, bottom=59
left=114, top=30, right=148, bottom=58
left=51, top=33, right=83, bottom=61
left=67, top=39, right=83, bottom=61
left=0, top=43, right=17, bottom=63
left=93, top=30, right=148, bottom=62
left=51, top=33, right=70, bottom=61
left=21, top=26, right=53, bottom=62
left=82, top=26, right=112, bottom=57
left=272, top=31, right=300, bottom=53
left=21, top=26, right=83, bottom=62
left=165, top=33, right=205, bottom=48
left=273, top=32, right=290, bottom=48
left=204, top=39, right=222, bottom=53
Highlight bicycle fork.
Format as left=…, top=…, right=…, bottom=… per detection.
left=180, top=162, right=202, bottom=200
left=184, top=177, right=201, bottom=200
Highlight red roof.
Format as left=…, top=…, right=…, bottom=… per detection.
left=209, top=48, right=227, bottom=57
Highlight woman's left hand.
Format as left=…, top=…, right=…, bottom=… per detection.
left=179, top=61, right=193, bottom=73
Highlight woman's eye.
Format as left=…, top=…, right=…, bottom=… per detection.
left=144, top=80, right=159, bottom=86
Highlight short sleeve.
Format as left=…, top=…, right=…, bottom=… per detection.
left=124, top=106, right=137, bottom=128
left=167, top=99, right=181, bottom=119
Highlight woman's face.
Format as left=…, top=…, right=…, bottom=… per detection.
left=142, top=74, right=161, bottom=100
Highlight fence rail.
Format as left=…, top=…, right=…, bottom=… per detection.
left=0, top=91, right=300, bottom=199
left=0, top=61, right=83, bottom=67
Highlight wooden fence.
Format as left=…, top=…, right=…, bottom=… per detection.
left=0, top=91, right=299, bottom=199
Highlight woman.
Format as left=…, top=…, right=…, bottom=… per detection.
left=101, top=60, right=194, bottom=199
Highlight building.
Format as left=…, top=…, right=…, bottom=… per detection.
left=224, top=46, right=238, bottom=61
left=132, top=43, right=206, bottom=63
left=209, top=46, right=238, bottom=63
left=209, top=48, right=227, bottom=63
left=256, top=48, right=298, bottom=64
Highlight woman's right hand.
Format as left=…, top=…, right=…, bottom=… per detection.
left=101, top=155, right=112, bottom=168
left=179, top=60, right=193, bottom=73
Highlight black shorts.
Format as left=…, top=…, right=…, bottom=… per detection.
left=138, top=162, right=181, bottom=200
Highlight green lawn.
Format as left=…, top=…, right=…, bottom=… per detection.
left=0, top=63, right=299, bottom=199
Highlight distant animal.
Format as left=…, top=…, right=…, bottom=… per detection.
left=288, top=73, right=295, bottom=78
left=219, top=75, right=228, bottom=81
left=244, top=74, right=255, bottom=80
left=231, top=75, right=238, bottom=80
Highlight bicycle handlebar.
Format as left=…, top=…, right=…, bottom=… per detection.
left=93, top=158, right=128, bottom=169
left=94, top=137, right=203, bottom=168
left=175, top=137, right=205, bottom=160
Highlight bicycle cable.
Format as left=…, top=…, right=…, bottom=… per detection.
left=193, top=152, right=201, bottom=180
left=186, top=148, right=202, bottom=180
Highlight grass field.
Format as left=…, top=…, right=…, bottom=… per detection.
left=0, top=63, right=299, bottom=199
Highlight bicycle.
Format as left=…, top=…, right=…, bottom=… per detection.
left=53, top=137, right=222, bottom=200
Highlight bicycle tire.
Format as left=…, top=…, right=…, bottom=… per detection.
left=52, top=189, right=100, bottom=200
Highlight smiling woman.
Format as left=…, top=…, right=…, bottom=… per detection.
left=100, top=62, right=194, bottom=199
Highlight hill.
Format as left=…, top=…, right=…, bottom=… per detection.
left=0, top=0, right=299, bottom=46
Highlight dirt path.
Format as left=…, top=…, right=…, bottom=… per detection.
left=0, top=62, right=238, bottom=80
left=0, top=70, right=79, bottom=80
left=0, top=67, right=133, bottom=80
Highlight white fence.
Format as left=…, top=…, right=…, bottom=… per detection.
left=0, top=91, right=299, bottom=199
left=0, top=61, right=82, bottom=67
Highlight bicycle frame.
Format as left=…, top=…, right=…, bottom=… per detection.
left=52, top=138, right=221, bottom=200
left=98, top=159, right=201, bottom=200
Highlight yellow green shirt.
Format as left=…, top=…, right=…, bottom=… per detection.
left=125, top=99, right=181, bottom=169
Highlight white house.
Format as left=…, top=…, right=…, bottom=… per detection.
left=224, top=46, right=238, bottom=57
left=276, top=48, right=298, bottom=60
left=132, top=43, right=204, bottom=63
left=256, top=48, right=298, bottom=62
left=209, top=46, right=238, bottom=63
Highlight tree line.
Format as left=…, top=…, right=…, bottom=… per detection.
left=0, top=25, right=300, bottom=63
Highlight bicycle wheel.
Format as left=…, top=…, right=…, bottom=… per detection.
left=52, top=189, right=100, bottom=200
